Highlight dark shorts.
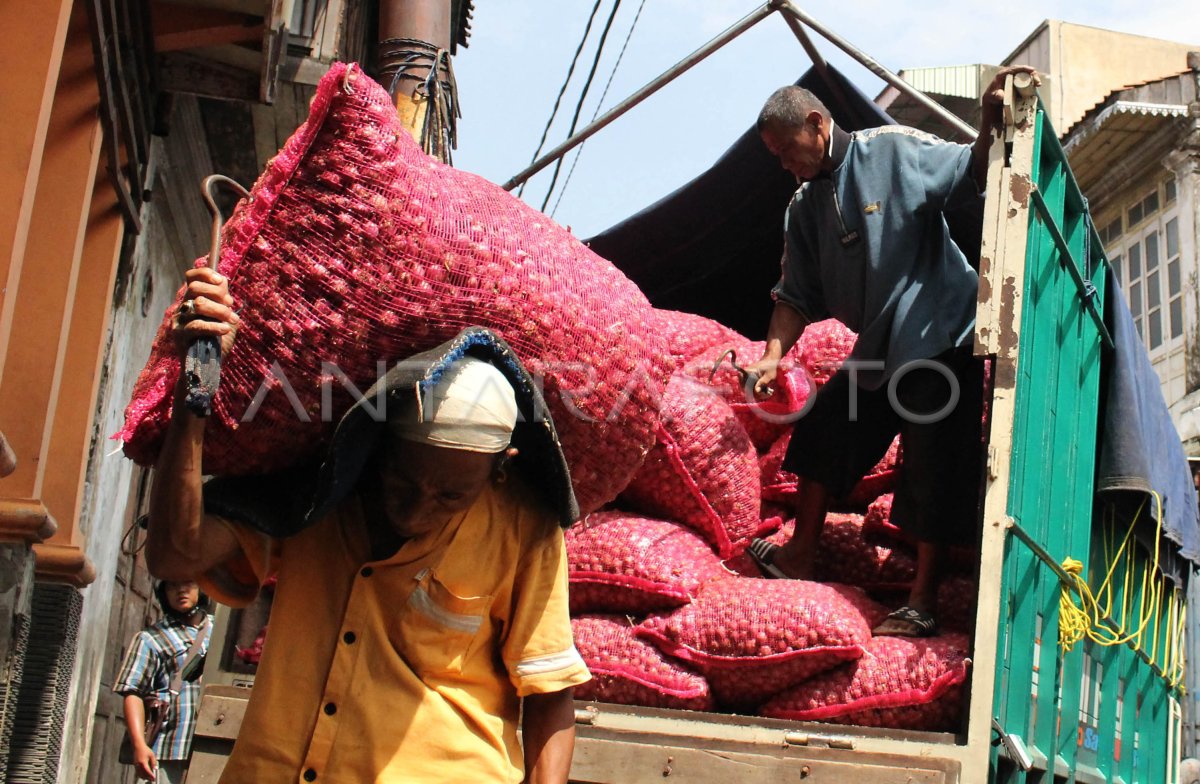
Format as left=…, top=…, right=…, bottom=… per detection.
left=782, top=347, right=986, bottom=545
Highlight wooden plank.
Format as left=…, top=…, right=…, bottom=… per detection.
left=260, top=0, right=294, bottom=103
left=189, top=43, right=330, bottom=86
left=570, top=736, right=957, bottom=784
left=155, top=22, right=264, bottom=52
left=157, top=51, right=258, bottom=103
left=289, top=81, right=312, bottom=137
left=272, top=80, right=298, bottom=150
left=188, top=736, right=237, bottom=784
left=193, top=686, right=250, bottom=741
left=116, top=0, right=152, bottom=165
left=250, top=101, right=279, bottom=172
left=966, top=83, right=1040, bottom=782
left=86, top=0, right=143, bottom=232
left=159, top=93, right=218, bottom=260
left=155, top=0, right=262, bottom=12
left=0, top=0, right=104, bottom=503
left=311, top=0, right=345, bottom=62
left=197, top=96, right=260, bottom=190
left=40, top=153, right=125, bottom=548
left=975, top=126, right=1008, bottom=356
left=103, top=0, right=145, bottom=209
left=0, top=0, right=74, bottom=385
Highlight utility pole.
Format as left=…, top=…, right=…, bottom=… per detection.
left=377, top=0, right=461, bottom=163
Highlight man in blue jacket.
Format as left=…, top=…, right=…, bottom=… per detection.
left=747, top=66, right=1036, bottom=636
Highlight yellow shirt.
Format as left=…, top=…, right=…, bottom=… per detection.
left=201, top=478, right=590, bottom=783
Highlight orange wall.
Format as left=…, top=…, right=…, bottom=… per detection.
left=0, top=0, right=128, bottom=587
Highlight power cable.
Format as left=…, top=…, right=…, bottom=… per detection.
left=539, top=0, right=623, bottom=212
left=518, top=0, right=606, bottom=198
left=550, top=0, right=647, bottom=218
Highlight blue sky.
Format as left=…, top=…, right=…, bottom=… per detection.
left=452, top=1, right=1199, bottom=238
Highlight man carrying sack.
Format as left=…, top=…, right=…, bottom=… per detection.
left=146, top=266, right=589, bottom=783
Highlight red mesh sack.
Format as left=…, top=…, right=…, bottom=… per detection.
left=829, top=686, right=967, bottom=732
left=758, top=633, right=971, bottom=732
left=797, top=319, right=857, bottom=387
left=620, top=375, right=764, bottom=558
left=937, top=575, right=978, bottom=633
left=733, top=367, right=812, bottom=452
left=637, top=577, right=879, bottom=709
left=721, top=513, right=785, bottom=577
left=566, top=511, right=726, bottom=614
left=681, top=338, right=810, bottom=452
left=760, top=432, right=799, bottom=503
left=863, top=493, right=980, bottom=574
left=727, top=517, right=915, bottom=594
left=116, top=63, right=670, bottom=514
left=654, top=309, right=740, bottom=371
left=682, top=337, right=763, bottom=399
left=235, top=624, right=268, bottom=665
left=573, top=614, right=715, bottom=712
left=815, top=513, right=917, bottom=590
left=863, top=493, right=901, bottom=539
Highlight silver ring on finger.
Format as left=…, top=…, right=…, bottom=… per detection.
left=178, top=299, right=197, bottom=318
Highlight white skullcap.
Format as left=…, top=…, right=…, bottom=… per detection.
left=391, top=357, right=518, bottom=453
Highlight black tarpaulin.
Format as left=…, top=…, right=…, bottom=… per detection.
left=1098, top=263, right=1200, bottom=571
left=584, top=64, right=895, bottom=338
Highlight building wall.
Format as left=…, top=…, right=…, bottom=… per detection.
left=1005, top=20, right=1198, bottom=134
left=0, top=0, right=360, bottom=779
left=1096, top=166, right=1194, bottom=408
left=1167, top=145, right=1200, bottom=451
left=58, top=94, right=216, bottom=781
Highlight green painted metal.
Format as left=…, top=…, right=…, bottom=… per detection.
left=984, top=101, right=1182, bottom=783
left=1089, top=529, right=1124, bottom=778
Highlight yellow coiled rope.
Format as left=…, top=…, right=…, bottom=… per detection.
left=1055, top=492, right=1184, bottom=690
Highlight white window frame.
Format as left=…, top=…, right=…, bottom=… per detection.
left=1106, top=179, right=1182, bottom=361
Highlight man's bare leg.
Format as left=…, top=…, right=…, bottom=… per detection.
left=874, top=540, right=945, bottom=636
left=769, top=476, right=829, bottom=580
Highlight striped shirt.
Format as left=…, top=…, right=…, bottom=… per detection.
left=112, top=614, right=210, bottom=760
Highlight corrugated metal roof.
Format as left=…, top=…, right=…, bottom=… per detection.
left=899, top=65, right=988, bottom=99
left=1064, top=106, right=1187, bottom=193
left=1064, top=70, right=1195, bottom=142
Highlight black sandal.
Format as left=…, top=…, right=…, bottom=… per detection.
left=874, top=605, right=938, bottom=638
left=746, top=539, right=791, bottom=580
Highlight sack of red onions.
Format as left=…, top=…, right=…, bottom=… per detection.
left=654, top=309, right=741, bottom=372
left=682, top=337, right=810, bottom=452
left=566, top=511, right=726, bottom=614
left=797, top=319, right=857, bottom=387
left=637, top=576, right=882, bottom=709
left=620, top=375, right=765, bottom=558
left=573, top=614, right=715, bottom=712
left=758, top=633, right=971, bottom=732
left=116, top=63, right=670, bottom=514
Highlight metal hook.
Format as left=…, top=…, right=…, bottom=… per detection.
left=709, top=349, right=774, bottom=398
left=201, top=174, right=250, bottom=269
left=185, top=175, right=248, bottom=418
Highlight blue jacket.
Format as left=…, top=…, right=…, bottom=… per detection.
left=773, top=124, right=982, bottom=390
